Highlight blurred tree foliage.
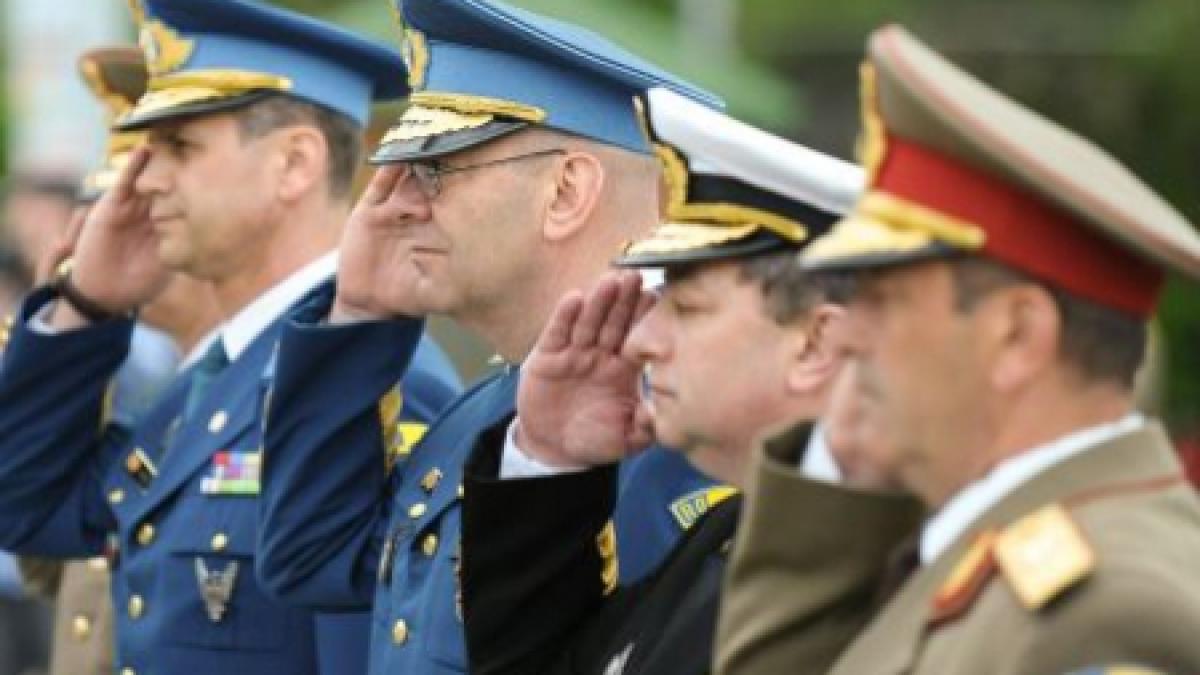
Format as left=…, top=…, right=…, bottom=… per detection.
left=284, top=0, right=1200, bottom=430
left=316, top=0, right=799, bottom=128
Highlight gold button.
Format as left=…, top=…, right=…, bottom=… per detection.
left=136, top=523, right=155, bottom=546
left=108, top=489, right=125, bottom=504
left=420, top=468, right=443, bottom=493
left=121, top=669, right=136, bottom=675
left=211, top=532, right=229, bottom=552
left=408, top=503, right=427, bottom=519
left=128, top=595, right=145, bottom=619
left=456, top=484, right=464, bottom=499
left=71, top=614, right=92, bottom=640
left=421, top=534, right=438, bottom=557
left=209, top=410, right=228, bottom=434
left=391, top=619, right=409, bottom=645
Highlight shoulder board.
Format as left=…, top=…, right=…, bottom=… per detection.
left=670, top=485, right=738, bottom=530
left=931, top=530, right=998, bottom=626
left=994, top=503, right=1095, bottom=611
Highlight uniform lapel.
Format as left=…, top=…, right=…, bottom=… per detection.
left=129, top=325, right=281, bottom=520
left=833, top=421, right=1184, bottom=674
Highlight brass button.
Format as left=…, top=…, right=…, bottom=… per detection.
left=108, top=489, right=125, bottom=504
left=211, top=532, right=229, bottom=552
left=408, top=503, right=427, bottom=519
left=420, top=468, right=443, bottom=493
left=71, top=614, right=92, bottom=640
left=128, top=595, right=145, bottom=619
left=209, top=410, right=228, bottom=434
left=421, top=534, right=438, bottom=557
left=391, top=619, right=409, bottom=645
left=136, top=523, right=155, bottom=546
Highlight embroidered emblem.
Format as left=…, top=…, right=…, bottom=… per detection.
left=401, top=29, right=429, bottom=90
left=195, top=558, right=239, bottom=622
left=139, top=20, right=194, bottom=77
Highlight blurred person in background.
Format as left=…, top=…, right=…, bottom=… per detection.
left=13, top=45, right=221, bottom=675
left=0, top=173, right=77, bottom=285
left=0, top=171, right=78, bottom=675
left=0, top=1, right=460, bottom=673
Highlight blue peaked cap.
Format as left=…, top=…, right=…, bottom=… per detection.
left=117, top=0, right=408, bottom=130
left=372, top=0, right=723, bottom=162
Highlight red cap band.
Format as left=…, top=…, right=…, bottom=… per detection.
left=875, top=134, right=1162, bottom=316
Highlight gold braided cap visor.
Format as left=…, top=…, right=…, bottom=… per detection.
left=380, top=92, right=547, bottom=146
left=803, top=190, right=985, bottom=267
left=117, top=69, right=292, bottom=126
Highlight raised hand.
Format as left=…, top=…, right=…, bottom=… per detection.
left=54, top=146, right=169, bottom=325
left=332, top=165, right=429, bottom=321
left=514, top=270, right=657, bottom=467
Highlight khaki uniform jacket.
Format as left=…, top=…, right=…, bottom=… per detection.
left=720, top=421, right=1200, bottom=674
left=717, top=425, right=924, bottom=674
left=20, top=557, right=114, bottom=675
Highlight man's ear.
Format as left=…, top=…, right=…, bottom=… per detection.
left=985, top=283, right=1061, bottom=394
left=543, top=151, right=605, bottom=242
left=274, top=126, right=327, bottom=203
left=785, top=304, right=845, bottom=394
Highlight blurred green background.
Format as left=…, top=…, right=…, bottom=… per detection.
left=3, top=0, right=1199, bottom=434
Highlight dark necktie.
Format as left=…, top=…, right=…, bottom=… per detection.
left=875, top=534, right=922, bottom=607
left=184, top=338, right=230, bottom=421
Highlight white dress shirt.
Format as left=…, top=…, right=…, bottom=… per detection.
left=499, top=418, right=590, bottom=478
left=30, top=251, right=337, bottom=363
left=799, top=422, right=843, bottom=482
left=919, top=412, right=1146, bottom=565
left=217, top=251, right=337, bottom=360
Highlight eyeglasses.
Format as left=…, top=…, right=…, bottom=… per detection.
left=406, top=148, right=566, bottom=200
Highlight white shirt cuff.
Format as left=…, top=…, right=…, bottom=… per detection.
left=799, top=423, right=843, bottom=483
left=28, top=302, right=61, bottom=335
left=499, top=418, right=588, bottom=479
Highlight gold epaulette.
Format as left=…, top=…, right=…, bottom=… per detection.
left=597, top=521, right=618, bottom=595
left=994, top=503, right=1095, bottom=611
left=0, top=313, right=14, bottom=350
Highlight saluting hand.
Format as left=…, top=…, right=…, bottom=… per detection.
left=53, top=147, right=169, bottom=327
left=333, top=165, right=428, bottom=321
left=515, top=270, right=657, bottom=468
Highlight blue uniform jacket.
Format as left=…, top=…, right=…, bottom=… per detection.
left=0, top=286, right=460, bottom=675
left=257, top=291, right=714, bottom=674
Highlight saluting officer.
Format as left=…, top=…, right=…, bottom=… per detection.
left=0, top=1, right=460, bottom=674
left=254, top=0, right=724, bottom=672
left=719, top=25, right=1200, bottom=674
left=456, top=86, right=922, bottom=675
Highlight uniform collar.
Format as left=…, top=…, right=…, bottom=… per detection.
left=178, top=328, right=221, bottom=372
left=218, top=251, right=338, bottom=361
left=919, top=411, right=1145, bottom=565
